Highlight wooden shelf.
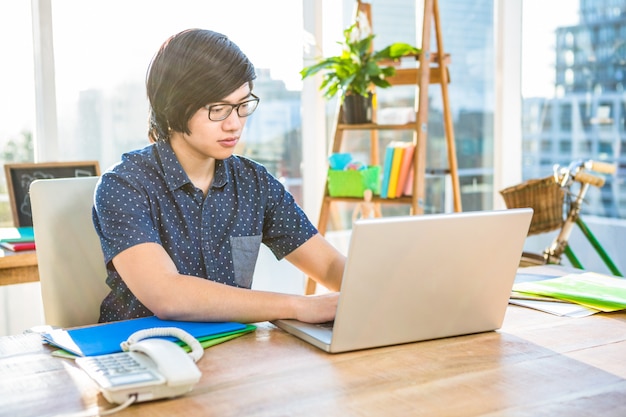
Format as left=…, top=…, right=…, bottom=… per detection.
left=306, top=0, right=462, bottom=295
left=0, top=250, right=39, bottom=286
left=322, top=195, right=414, bottom=205
left=387, top=66, right=450, bottom=86
left=336, top=122, right=418, bottom=131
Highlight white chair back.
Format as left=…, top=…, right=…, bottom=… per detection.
left=30, top=176, right=109, bottom=328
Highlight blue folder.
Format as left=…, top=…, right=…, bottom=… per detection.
left=43, top=316, right=248, bottom=356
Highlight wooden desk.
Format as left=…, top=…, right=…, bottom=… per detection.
left=2, top=306, right=626, bottom=417
left=0, top=250, right=39, bottom=286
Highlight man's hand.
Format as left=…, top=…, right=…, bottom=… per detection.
left=295, top=292, right=340, bottom=323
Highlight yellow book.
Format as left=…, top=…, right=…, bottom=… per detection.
left=395, top=144, right=415, bottom=198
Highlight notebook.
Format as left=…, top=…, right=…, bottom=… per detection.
left=272, top=208, right=533, bottom=353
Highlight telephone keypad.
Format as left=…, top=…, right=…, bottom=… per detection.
left=77, top=352, right=164, bottom=389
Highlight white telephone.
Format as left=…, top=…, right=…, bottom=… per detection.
left=76, top=327, right=203, bottom=405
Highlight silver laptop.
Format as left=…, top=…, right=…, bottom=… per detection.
left=272, top=208, right=533, bottom=353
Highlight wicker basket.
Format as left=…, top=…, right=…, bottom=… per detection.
left=500, top=176, right=564, bottom=235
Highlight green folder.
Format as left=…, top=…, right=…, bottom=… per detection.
left=180, top=324, right=257, bottom=351
left=513, top=272, right=626, bottom=312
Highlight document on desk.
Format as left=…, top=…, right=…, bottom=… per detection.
left=513, top=270, right=626, bottom=313
left=509, top=296, right=599, bottom=317
left=0, top=333, right=45, bottom=358
left=511, top=266, right=599, bottom=317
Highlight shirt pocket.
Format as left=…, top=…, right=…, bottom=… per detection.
left=230, top=235, right=262, bottom=288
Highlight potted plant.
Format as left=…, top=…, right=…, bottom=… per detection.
left=300, top=14, right=420, bottom=124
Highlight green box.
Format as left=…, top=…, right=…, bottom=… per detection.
left=327, top=166, right=381, bottom=198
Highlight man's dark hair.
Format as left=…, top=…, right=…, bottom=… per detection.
left=146, top=29, right=256, bottom=142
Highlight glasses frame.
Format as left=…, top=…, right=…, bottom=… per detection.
left=204, top=93, right=260, bottom=121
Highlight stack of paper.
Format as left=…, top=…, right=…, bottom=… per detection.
left=0, top=227, right=36, bottom=251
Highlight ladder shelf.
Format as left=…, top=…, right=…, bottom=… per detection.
left=306, top=0, right=461, bottom=294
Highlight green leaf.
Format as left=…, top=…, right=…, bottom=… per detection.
left=300, top=23, right=420, bottom=100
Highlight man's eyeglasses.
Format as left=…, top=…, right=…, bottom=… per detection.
left=204, top=93, right=260, bottom=121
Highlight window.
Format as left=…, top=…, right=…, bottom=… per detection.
left=51, top=0, right=305, bottom=201
left=0, top=1, right=306, bottom=225
left=578, top=139, right=592, bottom=154
left=334, top=0, right=495, bottom=216
left=523, top=1, right=625, bottom=217
left=52, top=0, right=302, bottom=194
left=0, top=2, right=35, bottom=226
left=540, top=140, right=552, bottom=152
left=3, top=0, right=497, bottom=227
left=559, top=103, right=572, bottom=131
left=522, top=0, right=626, bottom=272
left=541, top=103, right=553, bottom=130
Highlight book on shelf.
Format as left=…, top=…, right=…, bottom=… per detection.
left=395, top=144, right=415, bottom=198
left=386, top=144, right=406, bottom=198
left=0, top=227, right=35, bottom=251
left=403, top=165, right=414, bottom=196
left=0, top=226, right=35, bottom=243
left=379, top=144, right=395, bottom=199
left=0, top=241, right=36, bottom=252
left=381, top=141, right=413, bottom=199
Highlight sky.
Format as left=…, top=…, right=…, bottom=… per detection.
left=521, top=0, right=579, bottom=97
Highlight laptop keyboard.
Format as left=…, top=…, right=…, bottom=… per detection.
left=316, top=321, right=334, bottom=330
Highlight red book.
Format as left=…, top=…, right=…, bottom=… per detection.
left=0, top=241, right=36, bottom=251
left=395, top=144, right=415, bottom=197
left=403, top=165, right=414, bottom=196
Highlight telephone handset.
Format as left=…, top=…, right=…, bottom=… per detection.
left=76, top=327, right=203, bottom=405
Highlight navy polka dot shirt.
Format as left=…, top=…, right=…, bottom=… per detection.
left=93, top=140, right=317, bottom=322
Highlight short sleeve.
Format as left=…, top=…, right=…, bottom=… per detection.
left=93, top=172, right=161, bottom=264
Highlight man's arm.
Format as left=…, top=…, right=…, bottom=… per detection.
left=284, top=233, right=345, bottom=292
left=112, top=239, right=342, bottom=324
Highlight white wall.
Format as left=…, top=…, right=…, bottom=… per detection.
left=0, top=283, right=45, bottom=335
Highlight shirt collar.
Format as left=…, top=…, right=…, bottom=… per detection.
left=155, top=140, right=230, bottom=192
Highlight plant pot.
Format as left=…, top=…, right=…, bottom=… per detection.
left=342, top=93, right=373, bottom=124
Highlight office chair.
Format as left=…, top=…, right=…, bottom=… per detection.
left=30, top=176, right=109, bottom=328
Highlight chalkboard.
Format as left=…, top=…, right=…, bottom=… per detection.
left=4, top=161, right=100, bottom=227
